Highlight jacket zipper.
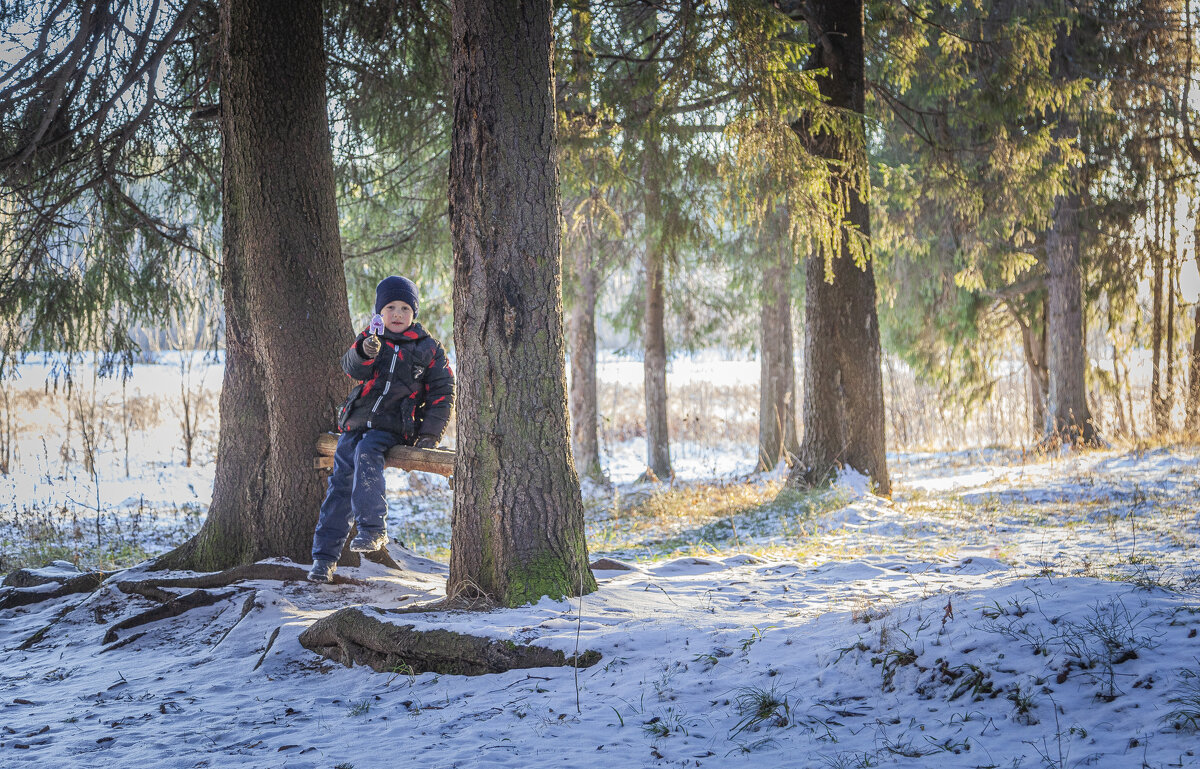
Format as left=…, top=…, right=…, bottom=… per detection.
left=366, top=347, right=399, bottom=428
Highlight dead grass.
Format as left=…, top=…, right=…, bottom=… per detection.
left=585, top=477, right=859, bottom=561
left=597, top=380, right=758, bottom=447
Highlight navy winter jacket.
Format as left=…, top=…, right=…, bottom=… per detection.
left=337, top=322, right=454, bottom=443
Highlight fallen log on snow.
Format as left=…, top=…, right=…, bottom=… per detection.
left=314, top=432, right=455, bottom=477
left=299, top=606, right=601, bottom=675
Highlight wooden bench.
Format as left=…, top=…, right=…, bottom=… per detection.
left=314, top=433, right=455, bottom=478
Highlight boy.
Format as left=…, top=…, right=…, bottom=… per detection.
left=308, top=276, right=454, bottom=583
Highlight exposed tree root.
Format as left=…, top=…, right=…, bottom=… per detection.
left=116, top=582, right=177, bottom=603
left=131, top=561, right=367, bottom=591
left=254, top=626, right=281, bottom=671
left=589, top=558, right=634, bottom=571
left=102, top=589, right=242, bottom=644
left=0, top=571, right=108, bottom=610
left=386, top=594, right=496, bottom=614
left=298, top=606, right=601, bottom=675
left=15, top=602, right=78, bottom=651
left=362, top=547, right=403, bottom=571
left=213, top=593, right=261, bottom=649
left=100, top=631, right=147, bottom=654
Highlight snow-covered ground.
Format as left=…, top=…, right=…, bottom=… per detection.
left=2, top=449, right=1199, bottom=767
left=3, top=357, right=1200, bottom=767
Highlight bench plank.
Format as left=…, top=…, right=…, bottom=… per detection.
left=314, top=433, right=455, bottom=477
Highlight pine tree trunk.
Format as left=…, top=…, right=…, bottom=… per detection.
left=786, top=0, right=890, bottom=495
left=757, top=210, right=798, bottom=471
left=1190, top=214, right=1200, bottom=434
left=1044, top=183, right=1097, bottom=445
left=1009, top=300, right=1048, bottom=436
left=1166, top=224, right=1178, bottom=427
left=447, top=0, right=597, bottom=607
left=1111, top=340, right=1129, bottom=438
left=641, top=141, right=673, bottom=481
left=1151, top=234, right=1166, bottom=434
left=1186, top=306, right=1200, bottom=434
left=1042, top=22, right=1098, bottom=447
left=569, top=238, right=605, bottom=483
left=156, top=0, right=350, bottom=571
left=564, top=2, right=605, bottom=485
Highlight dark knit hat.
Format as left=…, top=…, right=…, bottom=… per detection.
left=375, top=275, right=419, bottom=316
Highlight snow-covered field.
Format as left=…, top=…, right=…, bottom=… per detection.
left=3, top=356, right=1200, bottom=768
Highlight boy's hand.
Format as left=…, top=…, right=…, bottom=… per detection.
left=415, top=436, right=438, bottom=449
left=361, top=335, right=382, bottom=358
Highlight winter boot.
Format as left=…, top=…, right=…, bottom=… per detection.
left=307, top=559, right=336, bottom=583
left=349, top=530, right=387, bottom=553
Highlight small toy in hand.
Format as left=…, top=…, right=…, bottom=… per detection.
left=363, top=314, right=385, bottom=358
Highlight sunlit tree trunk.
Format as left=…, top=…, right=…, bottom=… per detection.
left=641, top=138, right=673, bottom=482
left=1009, top=299, right=1048, bottom=436
left=1044, top=181, right=1097, bottom=445
left=786, top=0, right=890, bottom=495
left=564, top=1, right=606, bottom=485
left=1151, top=214, right=1167, bottom=434
left=757, top=208, right=798, bottom=471
left=447, top=0, right=597, bottom=606
left=569, top=233, right=606, bottom=483
left=157, top=0, right=350, bottom=571
left=1186, top=306, right=1200, bottom=433
left=1042, top=23, right=1097, bottom=447
left=1111, top=339, right=1129, bottom=438
left=1166, top=196, right=1178, bottom=427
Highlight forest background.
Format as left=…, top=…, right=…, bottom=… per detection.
left=3, top=0, right=1200, bottom=572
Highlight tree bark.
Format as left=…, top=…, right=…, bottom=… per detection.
left=1151, top=193, right=1166, bottom=434
left=1042, top=23, right=1097, bottom=447
left=564, top=2, right=607, bottom=486
left=1111, top=339, right=1129, bottom=438
left=569, top=238, right=606, bottom=483
left=786, top=0, right=890, bottom=495
left=1044, top=183, right=1097, bottom=445
left=757, top=208, right=798, bottom=471
left=1166, top=218, right=1178, bottom=426
left=641, top=140, right=673, bottom=482
left=1186, top=306, right=1200, bottom=433
left=156, top=0, right=350, bottom=571
left=1008, top=299, right=1048, bottom=437
left=447, top=0, right=597, bottom=607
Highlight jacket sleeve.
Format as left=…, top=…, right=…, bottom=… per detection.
left=417, top=341, right=455, bottom=439
left=341, top=330, right=377, bottom=381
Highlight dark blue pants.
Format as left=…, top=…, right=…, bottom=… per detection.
left=311, top=429, right=397, bottom=563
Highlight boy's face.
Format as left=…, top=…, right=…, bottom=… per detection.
left=380, top=300, right=414, bottom=334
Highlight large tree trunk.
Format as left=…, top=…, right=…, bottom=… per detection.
left=569, top=239, right=606, bottom=483
left=757, top=209, right=798, bottom=471
left=156, top=0, right=350, bottom=571
left=447, top=0, right=598, bottom=607
left=1042, top=22, right=1097, bottom=447
left=786, top=0, right=890, bottom=495
left=641, top=140, right=673, bottom=482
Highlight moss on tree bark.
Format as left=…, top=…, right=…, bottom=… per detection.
left=446, top=0, right=598, bottom=606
